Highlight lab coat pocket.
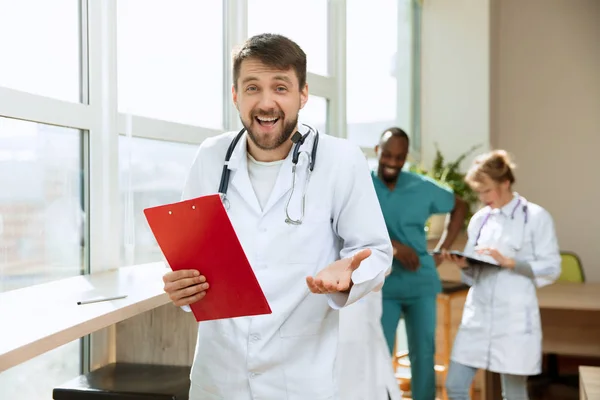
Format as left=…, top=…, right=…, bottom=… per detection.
left=284, top=207, right=332, bottom=264
left=285, top=377, right=335, bottom=400
left=280, top=320, right=322, bottom=337
left=496, top=306, right=538, bottom=336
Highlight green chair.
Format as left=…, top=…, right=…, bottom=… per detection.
left=557, top=251, right=585, bottom=283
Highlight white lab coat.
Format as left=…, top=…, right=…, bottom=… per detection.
left=181, top=126, right=393, bottom=400
left=450, top=194, right=561, bottom=376
left=337, top=289, right=402, bottom=400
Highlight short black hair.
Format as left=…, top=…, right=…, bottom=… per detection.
left=232, top=33, right=307, bottom=91
left=380, top=127, right=410, bottom=146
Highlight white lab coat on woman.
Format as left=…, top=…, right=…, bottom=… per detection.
left=337, top=289, right=402, bottom=400
left=450, top=193, right=561, bottom=376
left=180, top=125, right=393, bottom=400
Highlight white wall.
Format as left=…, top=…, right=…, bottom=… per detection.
left=491, top=0, right=600, bottom=282
left=420, top=0, right=491, bottom=171
left=421, top=0, right=600, bottom=281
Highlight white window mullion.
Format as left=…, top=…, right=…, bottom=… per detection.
left=117, top=114, right=224, bottom=144
left=306, top=73, right=335, bottom=99
left=87, top=0, right=119, bottom=370
left=409, top=0, right=422, bottom=158
left=87, top=0, right=119, bottom=274
left=327, top=0, right=346, bottom=138
left=223, top=0, right=247, bottom=132
left=0, top=87, right=94, bottom=129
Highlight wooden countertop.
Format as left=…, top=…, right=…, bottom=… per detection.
left=579, top=366, right=600, bottom=400
left=0, top=262, right=170, bottom=373
left=537, top=282, right=600, bottom=311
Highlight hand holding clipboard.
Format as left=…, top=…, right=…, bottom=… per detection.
left=431, top=249, right=500, bottom=268
left=144, top=194, right=272, bottom=322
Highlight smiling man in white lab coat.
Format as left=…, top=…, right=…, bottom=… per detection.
left=161, top=33, right=393, bottom=400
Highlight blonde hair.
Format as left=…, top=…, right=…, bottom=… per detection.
left=465, top=149, right=516, bottom=186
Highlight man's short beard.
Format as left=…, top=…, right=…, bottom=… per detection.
left=243, top=115, right=299, bottom=151
left=378, top=166, right=400, bottom=183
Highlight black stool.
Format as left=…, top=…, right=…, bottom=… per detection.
left=53, top=362, right=191, bottom=400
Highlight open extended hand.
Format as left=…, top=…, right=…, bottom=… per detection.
left=306, top=249, right=372, bottom=294
left=162, top=269, right=210, bottom=307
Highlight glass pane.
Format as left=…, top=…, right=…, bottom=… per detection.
left=0, top=0, right=81, bottom=102
left=300, top=95, right=328, bottom=135
left=0, top=339, right=80, bottom=399
left=117, top=0, right=224, bottom=128
left=0, top=118, right=84, bottom=293
left=119, top=136, right=198, bottom=265
left=397, top=1, right=416, bottom=142
left=347, top=0, right=411, bottom=148
left=247, top=0, right=328, bottom=76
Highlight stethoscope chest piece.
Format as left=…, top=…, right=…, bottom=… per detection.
left=219, top=193, right=230, bottom=210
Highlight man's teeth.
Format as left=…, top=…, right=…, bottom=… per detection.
left=257, top=116, right=277, bottom=122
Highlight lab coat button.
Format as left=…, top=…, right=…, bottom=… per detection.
left=250, top=334, right=260, bottom=341
left=249, top=372, right=260, bottom=378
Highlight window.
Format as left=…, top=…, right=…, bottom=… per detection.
left=0, top=118, right=83, bottom=399
left=346, top=0, right=414, bottom=149
left=0, top=339, right=80, bottom=400
left=0, top=117, right=84, bottom=293
left=300, top=95, right=328, bottom=134
left=0, top=0, right=81, bottom=102
left=116, top=0, right=224, bottom=128
left=119, top=136, right=199, bottom=265
left=247, top=0, right=329, bottom=76
left=346, top=0, right=417, bottom=354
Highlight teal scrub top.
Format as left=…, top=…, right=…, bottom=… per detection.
left=372, top=170, right=456, bottom=298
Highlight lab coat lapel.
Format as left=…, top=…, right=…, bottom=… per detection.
left=261, top=152, right=293, bottom=215
left=228, top=134, right=262, bottom=215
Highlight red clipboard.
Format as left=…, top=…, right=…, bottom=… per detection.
left=143, top=194, right=272, bottom=322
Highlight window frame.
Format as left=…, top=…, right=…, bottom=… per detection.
left=0, top=0, right=420, bottom=382
left=353, top=0, right=423, bottom=161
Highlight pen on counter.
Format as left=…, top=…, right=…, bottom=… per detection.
left=77, top=295, right=128, bottom=305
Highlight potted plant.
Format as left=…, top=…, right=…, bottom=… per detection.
left=408, top=143, right=482, bottom=238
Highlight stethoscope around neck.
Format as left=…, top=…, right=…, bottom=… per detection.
left=474, top=196, right=529, bottom=250
left=217, top=124, right=319, bottom=225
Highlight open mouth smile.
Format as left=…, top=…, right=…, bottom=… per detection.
left=255, top=116, right=279, bottom=127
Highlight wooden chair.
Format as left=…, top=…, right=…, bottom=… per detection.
left=392, top=281, right=474, bottom=399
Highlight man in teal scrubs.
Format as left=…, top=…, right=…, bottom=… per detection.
left=373, top=127, right=467, bottom=400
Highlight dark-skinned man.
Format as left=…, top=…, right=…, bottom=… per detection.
left=372, top=127, right=468, bottom=400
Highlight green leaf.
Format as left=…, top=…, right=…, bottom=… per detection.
left=410, top=142, right=483, bottom=230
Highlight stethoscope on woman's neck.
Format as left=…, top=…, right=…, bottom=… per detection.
left=218, top=123, right=319, bottom=225
left=474, top=194, right=529, bottom=247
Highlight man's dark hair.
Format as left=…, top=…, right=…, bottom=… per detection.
left=232, top=33, right=307, bottom=91
left=380, top=127, right=410, bottom=146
